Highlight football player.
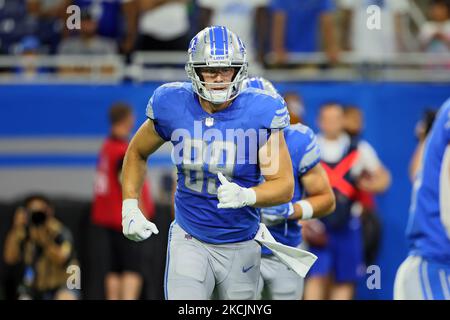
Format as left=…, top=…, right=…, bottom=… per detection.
left=121, top=26, right=295, bottom=300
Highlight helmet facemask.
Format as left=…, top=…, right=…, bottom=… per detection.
left=187, top=64, right=248, bottom=104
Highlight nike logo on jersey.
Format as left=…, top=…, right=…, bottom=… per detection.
left=242, top=265, right=254, bottom=273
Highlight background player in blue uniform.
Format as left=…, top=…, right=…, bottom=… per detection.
left=394, top=98, right=450, bottom=300
left=243, top=77, right=336, bottom=300
left=120, top=26, right=295, bottom=300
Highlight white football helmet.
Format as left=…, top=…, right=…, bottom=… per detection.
left=185, top=26, right=248, bottom=104
left=242, top=76, right=279, bottom=96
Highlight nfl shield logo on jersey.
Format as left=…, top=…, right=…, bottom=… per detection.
left=205, top=117, right=214, bottom=127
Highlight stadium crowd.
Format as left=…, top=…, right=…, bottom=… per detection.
left=0, top=0, right=449, bottom=65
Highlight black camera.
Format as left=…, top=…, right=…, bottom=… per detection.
left=28, top=210, right=48, bottom=226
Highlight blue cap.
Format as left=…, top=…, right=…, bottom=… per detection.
left=19, top=36, right=40, bottom=53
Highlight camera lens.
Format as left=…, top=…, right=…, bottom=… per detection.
left=30, top=210, right=47, bottom=226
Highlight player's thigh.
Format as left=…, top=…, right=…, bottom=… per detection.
left=256, top=274, right=265, bottom=300
left=395, top=255, right=450, bottom=300
left=394, top=255, right=426, bottom=300
left=258, top=255, right=274, bottom=300
left=216, top=240, right=261, bottom=300
left=165, top=223, right=215, bottom=300
left=266, top=257, right=304, bottom=300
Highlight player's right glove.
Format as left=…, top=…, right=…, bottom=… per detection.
left=217, top=172, right=257, bottom=209
left=122, top=199, right=159, bottom=242
left=260, top=202, right=294, bottom=227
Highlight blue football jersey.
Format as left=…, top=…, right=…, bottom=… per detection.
left=407, top=98, right=450, bottom=264
left=146, top=82, right=290, bottom=244
left=262, top=123, right=321, bottom=254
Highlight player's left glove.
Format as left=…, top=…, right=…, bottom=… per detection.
left=217, top=172, right=256, bottom=209
left=260, top=202, right=294, bottom=226
left=122, top=199, right=159, bottom=242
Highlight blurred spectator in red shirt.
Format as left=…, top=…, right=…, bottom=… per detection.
left=91, top=102, right=155, bottom=300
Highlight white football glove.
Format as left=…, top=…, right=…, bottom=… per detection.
left=122, top=199, right=159, bottom=242
left=260, top=202, right=294, bottom=226
left=217, top=172, right=256, bottom=209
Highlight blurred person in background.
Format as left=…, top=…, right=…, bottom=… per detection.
left=409, top=109, right=437, bottom=181
left=419, top=0, right=450, bottom=53
left=283, top=92, right=305, bottom=125
left=58, top=9, right=118, bottom=55
left=271, top=0, right=339, bottom=65
left=73, top=0, right=138, bottom=54
left=303, top=103, right=390, bottom=300
left=340, top=0, right=410, bottom=61
left=3, top=194, right=79, bottom=300
left=394, top=98, right=450, bottom=300
left=135, top=0, right=190, bottom=51
left=57, top=9, right=118, bottom=75
left=15, top=35, right=46, bottom=79
left=26, top=0, right=71, bottom=53
left=343, top=106, right=384, bottom=267
left=91, top=103, right=155, bottom=300
left=197, top=0, right=269, bottom=69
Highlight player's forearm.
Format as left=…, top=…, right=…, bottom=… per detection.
left=122, top=145, right=148, bottom=200
left=252, top=176, right=294, bottom=207
left=290, top=192, right=335, bottom=220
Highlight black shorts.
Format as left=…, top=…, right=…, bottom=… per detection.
left=102, top=227, right=144, bottom=274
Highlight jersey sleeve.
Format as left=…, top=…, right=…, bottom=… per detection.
left=295, top=125, right=321, bottom=175
left=145, top=84, right=177, bottom=141
left=258, top=93, right=290, bottom=130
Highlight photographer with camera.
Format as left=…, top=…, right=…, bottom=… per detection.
left=3, top=194, right=79, bottom=300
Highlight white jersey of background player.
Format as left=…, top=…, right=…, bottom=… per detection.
left=394, top=98, right=450, bottom=300
left=120, top=26, right=295, bottom=300
left=243, top=77, right=335, bottom=299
